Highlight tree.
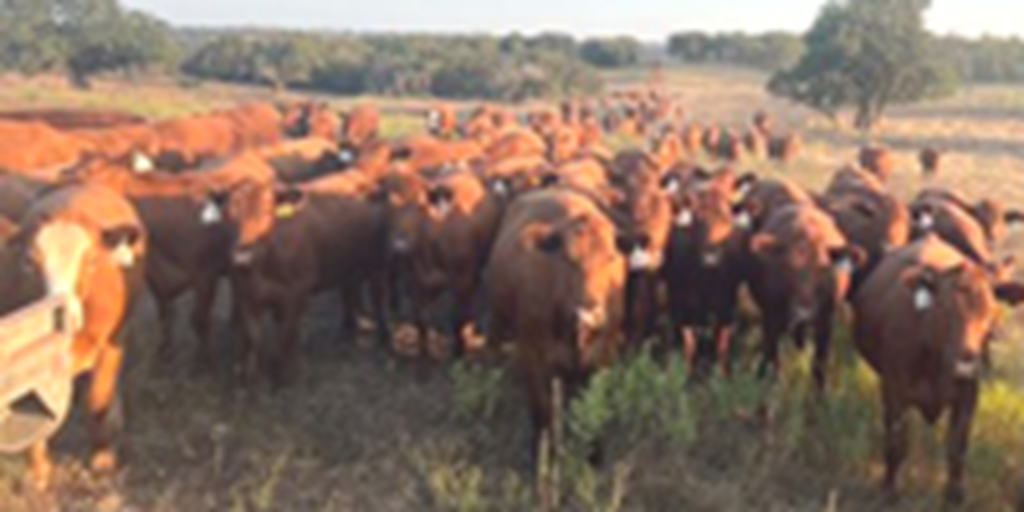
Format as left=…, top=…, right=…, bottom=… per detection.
left=579, top=37, right=642, bottom=69
left=768, top=0, right=957, bottom=130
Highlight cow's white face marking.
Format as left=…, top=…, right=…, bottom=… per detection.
left=577, top=306, right=606, bottom=329
left=629, top=247, right=655, bottom=271
left=111, top=241, right=135, bottom=268
left=914, top=287, right=934, bottom=311
left=675, top=209, right=694, bottom=228
left=703, top=251, right=722, bottom=268
left=734, top=210, right=753, bottom=230
left=491, top=180, right=509, bottom=197
left=339, top=149, right=355, bottom=165
left=200, top=201, right=222, bottom=225
left=131, top=151, right=155, bottom=174
left=34, top=222, right=92, bottom=331
left=954, top=358, right=980, bottom=379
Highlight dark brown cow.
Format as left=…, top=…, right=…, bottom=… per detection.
left=858, top=146, right=897, bottom=182
left=5, top=184, right=145, bottom=489
left=920, top=147, right=943, bottom=178
left=664, top=172, right=748, bottom=375
left=909, top=195, right=1008, bottom=274
left=822, top=166, right=912, bottom=291
left=253, top=138, right=343, bottom=183
left=487, top=188, right=626, bottom=462
left=733, top=176, right=815, bottom=232
left=747, top=204, right=864, bottom=388
left=384, top=168, right=502, bottom=358
left=612, top=154, right=674, bottom=345
left=853, top=235, right=1024, bottom=504
left=215, top=172, right=391, bottom=386
left=0, top=173, right=41, bottom=221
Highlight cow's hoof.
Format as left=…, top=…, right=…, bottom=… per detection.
left=89, top=450, right=117, bottom=474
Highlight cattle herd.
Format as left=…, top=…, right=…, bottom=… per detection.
left=0, top=91, right=1022, bottom=507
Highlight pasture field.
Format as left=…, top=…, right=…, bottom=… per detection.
left=1, top=66, right=1023, bottom=512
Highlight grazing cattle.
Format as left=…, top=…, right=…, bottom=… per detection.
left=664, top=171, right=748, bottom=375
left=747, top=204, right=864, bottom=388
left=545, top=124, right=581, bottom=164
left=215, top=173, right=391, bottom=386
left=426, top=104, right=458, bottom=139
left=384, top=169, right=502, bottom=358
left=487, top=188, right=626, bottom=463
left=5, top=185, right=145, bottom=489
left=341, top=104, right=381, bottom=148
left=0, top=108, right=145, bottom=130
left=853, top=235, right=1024, bottom=504
left=920, top=147, right=943, bottom=178
left=822, top=166, right=912, bottom=290
left=65, top=154, right=275, bottom=363
left=858, top=146, right=897, bottom=182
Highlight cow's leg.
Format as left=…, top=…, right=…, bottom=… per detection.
left=811, top=307, right=834, bottom=390
left=882, top=385, right=909, bottom=497
left=714, top=323, right=734, bottom=377
left=945, top=381, right=979, bottom=505
left=190, top=276, right=218, bottom=369
left=27, top=441, right=53, bottom=490
left=368, top=272, right=392, bottom=347
left=758, top=313, right=786, bottom=380
left=523, top=364, right=554, bottom=472
left=87, top=343, right=125, bottom=473
left=271, top=298, right=306, bottom=389
left=155, top=297, right=177, bottom=358
left=235, top=298, right=261, bottom=386
left=449, top=273, right=477, bottom=360
left=681, top=326, right=698, bottom=376
left=338, top=285, right=359, bottom=343
left=624, top=274, right=642, bottom=346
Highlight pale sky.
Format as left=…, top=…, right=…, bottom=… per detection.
left=121, top=0, right=1022, bottom=41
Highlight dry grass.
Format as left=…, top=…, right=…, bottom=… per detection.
left=1, top=67, right=1023, bottom=511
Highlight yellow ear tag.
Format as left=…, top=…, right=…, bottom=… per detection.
left=276, top=204, right=298, bottom=219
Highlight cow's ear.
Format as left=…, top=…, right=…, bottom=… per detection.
left=748, top=233, right=779, bottom=256
left=994, top=282, right=1024, bottom=307
left=489, top=177, right=512, bottom=198
left=102, top=225, right=143, bottom=268
left=1005, top=210, right=1024, bottom=225
left=539, top=172, right=560, bottom=188
left=735, top=172, right=758, bottom=197
left=535, top=231, right=564, bottom=254
left=614, top=233, right=634, bottom=255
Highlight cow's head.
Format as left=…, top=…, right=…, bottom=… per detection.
left=6, top=218, right=142, bottom=331
left=673, top=182, right=741, bottom=269
left=532, top=212, right=625, bottom=366
left=750, top=228, right=865, bottom=327
left=545, top=125, right=581, bottom=164
left=207, top=181, right=305, bottom=267
left=900, top=263, right=1024, bottom=380
left=615, top=179, right=673, bottom=273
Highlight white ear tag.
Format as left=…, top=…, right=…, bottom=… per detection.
left=913, top=287, right=933, bottom=311
left=662, top=179, right=680, bottom=195
left=112, top=242, right=135, bottom=268
left=675, top=209, right=694, bottom=227
left=339, top=149, right=355, bottom=164
left=201, top=201, right=222, bottom=225
left=492, top=181, right=509, bottom=197
left=132, top=152, right=155, bottom=173
left=916, top=212, right=935, bottom=230
left=629, top=247, right=654, bottom=271
left=734, top=210, right=753, bottom=230
left=736, top=181, right=753, bottom=198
